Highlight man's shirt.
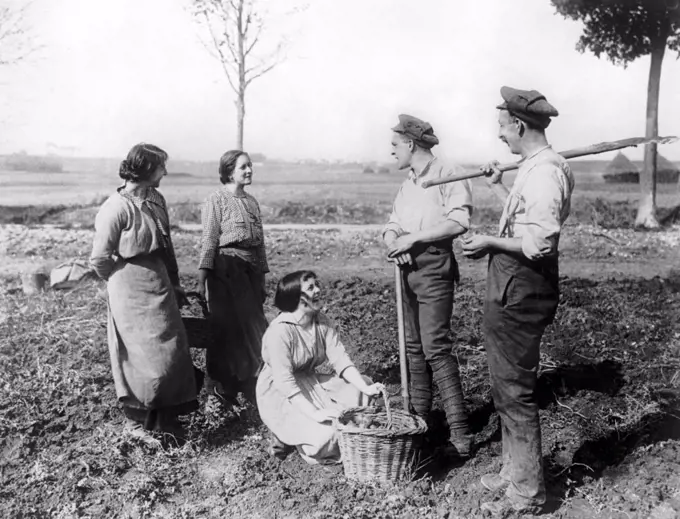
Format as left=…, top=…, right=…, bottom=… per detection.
left=499, top=146, right=575, bottom=261
left=384, top=157, right=473, bottom=237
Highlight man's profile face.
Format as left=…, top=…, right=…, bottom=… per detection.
left=391, top=132, right=413, bottom=170
left=498, top=110, right=521, bottom=155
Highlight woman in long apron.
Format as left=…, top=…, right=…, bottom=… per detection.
left=90, top=143, right=197, bottom=444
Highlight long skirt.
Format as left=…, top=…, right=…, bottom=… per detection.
left=107, top=253, right=198, bottom=426
left=257, top=370, right=371, bottom=464
left=206, top=253, right=267, bottom=398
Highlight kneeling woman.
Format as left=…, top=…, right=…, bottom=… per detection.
left=256, top=270, right=384, bottom=465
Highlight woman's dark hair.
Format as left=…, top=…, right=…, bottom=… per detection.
left=119, top=143, right=168, bottom=182
left=219, top=150, right=249, bottom=184
left=274, top=270, right=318, bottom=312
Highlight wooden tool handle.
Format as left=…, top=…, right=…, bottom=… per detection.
left=394, top=263, right=410, bottom=412
left=422, top=135, right=678, bottom=188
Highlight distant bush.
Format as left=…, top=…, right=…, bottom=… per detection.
left=250, top=152, right=267, bottom=163
left=377, top=166, right=391, bottom=174
left=362, top=166, right=375, bottom=174
left=3, top=152, right=64, bottom=173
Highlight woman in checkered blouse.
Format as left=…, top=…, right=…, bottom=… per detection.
left=197, top=150, right=268, bottom=405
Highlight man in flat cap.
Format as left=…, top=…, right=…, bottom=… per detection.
left=383, top=114, right=474, bottom=457
left=461, top=87, right=574, bottom=515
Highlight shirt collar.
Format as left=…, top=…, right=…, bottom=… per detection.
left=407, top=157, right=437, bottom=183
left=275, top=311, right=318, bottom=326
left=522, top=145, right=552, bottom=164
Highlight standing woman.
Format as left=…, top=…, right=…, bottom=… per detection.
left=198, top=150, right=268, bottom=405
left=90, top=143, right=198, bottom=442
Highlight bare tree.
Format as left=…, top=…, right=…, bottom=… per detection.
left=0, top=1, right=38, bottom=66
left=552, top=0, right=680, bottom=229
left=190, top=0, right=301, bottom=151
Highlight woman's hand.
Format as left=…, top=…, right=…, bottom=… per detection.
left=174, top=285, right=189, bottom=307
left=197, top=268, right=211, bottom=298
left=362, top=382, right=386, bottom=397
left=312, top=408, right=341, bottom=423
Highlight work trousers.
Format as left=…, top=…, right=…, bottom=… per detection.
left=483, top=252, right=559, bottom=507
left=401, top=241, right=468, bottom=439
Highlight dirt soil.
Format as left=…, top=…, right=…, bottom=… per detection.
left=1, top=222, right=680, bottom=518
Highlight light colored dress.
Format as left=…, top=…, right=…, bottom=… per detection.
left=256, top=312, right=369, bottom=464
left=89, top=187, right=197, bottom=424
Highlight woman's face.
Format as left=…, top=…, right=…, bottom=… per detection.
left=231, top=154, right=253, bottom=186
left=298, top=276, right=322, bottom=313
left=147, top=163, right=167, bottom=187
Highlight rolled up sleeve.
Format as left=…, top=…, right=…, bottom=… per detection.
left=89, top=199, right=125, bottom=280
left=383, top=185, right=405, bottom=238
left=442, top=176, right=473, bottom=231
left=319, top=316, right=355, bottom=376
left=263, top=324, right=304, bottom=399
left=521, top=167, right=564, bottom=260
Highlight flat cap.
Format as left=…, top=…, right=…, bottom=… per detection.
left=496, top=86, right=558, bottom=129
left=392, top=114, right=439, bottom=149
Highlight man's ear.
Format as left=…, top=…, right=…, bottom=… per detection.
left=516, top=119, right=525, bottom=138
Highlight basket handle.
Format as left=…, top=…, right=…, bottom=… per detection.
left=380, top=387, right=393, bottom=430
left=185, top=291, right=210, bottom=317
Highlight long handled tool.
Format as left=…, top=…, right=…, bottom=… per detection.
left=394, top=263, right=410, bottom=412
left=422, top=135, right=678, bottom=188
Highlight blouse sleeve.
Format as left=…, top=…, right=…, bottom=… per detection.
left=158, top=194, right=180, bottom=286
left=90, top=198, right=126, bottom=280
left=264, top=323, right=304, bottom=399
left=253, top=197, right=269, bottom=273
left=319, top=315, right=355, bottom=376
left=198, top=194, right=224, bottom=270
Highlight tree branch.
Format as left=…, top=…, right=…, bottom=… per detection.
left=201, top=10, right=239, bottom=94
left=0, top=3, right=40, bottom=66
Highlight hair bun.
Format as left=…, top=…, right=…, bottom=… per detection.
left=119, top=159, right=133, bottom=180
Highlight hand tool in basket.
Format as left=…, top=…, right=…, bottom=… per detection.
left=394, top=263, right=411, bottom=412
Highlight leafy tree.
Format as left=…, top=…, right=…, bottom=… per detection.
left=552, top=0, right=680, bottom=228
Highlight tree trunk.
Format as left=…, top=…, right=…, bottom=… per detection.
left=236, top=0, right=246, bottom=151
left=236, top=93, right=245, bottom=151
left=634, top=34, right=667, bottom=229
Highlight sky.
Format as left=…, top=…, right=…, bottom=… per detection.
left=0, top=0, right=679, bottom=164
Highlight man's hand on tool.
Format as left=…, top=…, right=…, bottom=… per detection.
left=387, top=234, right=416, bottom=266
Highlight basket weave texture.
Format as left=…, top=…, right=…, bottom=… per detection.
left=335, top=390, right=427, bottom=482
left=181, top=291, right=214, bottom=350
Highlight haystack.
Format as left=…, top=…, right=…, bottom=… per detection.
left=603, top=152, right=679, bottom=184
left=603, top=152, right=639, bottom=184
left=657, top=153, right=680, bottom=183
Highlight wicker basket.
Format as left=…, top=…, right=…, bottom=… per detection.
left=335, top=390, right=427, bottom=482
left=182, top=291, right=214, bottom=350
